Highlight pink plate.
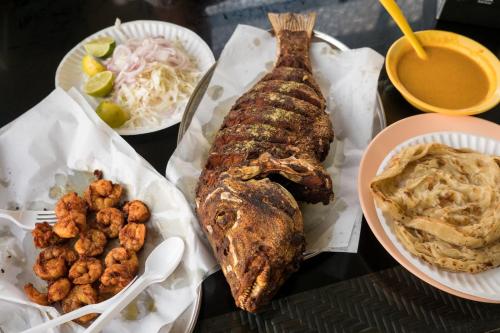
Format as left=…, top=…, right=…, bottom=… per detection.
left=358, top=113, right=500, bottom=303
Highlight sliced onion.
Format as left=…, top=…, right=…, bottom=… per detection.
left=105, top=36, right=200, bottom=129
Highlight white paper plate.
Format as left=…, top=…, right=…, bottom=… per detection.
left=55, top=20, right=215, bottom=136
left=375, top=131, right=500, bottom=300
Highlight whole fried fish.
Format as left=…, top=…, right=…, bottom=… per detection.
left=196, top=12, right=334, bottom=312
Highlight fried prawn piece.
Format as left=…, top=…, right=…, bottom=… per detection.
left=53, top=211, right=87, bottom=238
left=74, top=229, right=107, bottom=257
left=95, top=207, right=124, bottom=238
left=105, top=247, right=139, bottom=275
left=54, top=192, right=88, bottom=239
left=119, top=223, right=146, bottom=252
left=47, top=278, right=72, bottom=303
left=34, top=256, right=65, bottom=280
left=55, top=192, right=87, bottom=219
left=122, top=200, right=151, bottom=224
left=84, top=179, right=123, bottom=211
left=99, top=264, right=133, bottom=296
left=32, top=222, right=64, bottom=248
left=24, top=283, right=48, bottom=305
left=33, top=246, right=78, bottom=280
left=69, top=257, right=103, bottom=284
left=62, top=284, right=98, bottom=324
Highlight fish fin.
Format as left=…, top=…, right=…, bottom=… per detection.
left=268, top=12, right=316, bottom=38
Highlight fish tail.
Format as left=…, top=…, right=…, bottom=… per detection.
left=268, top=12, right=316, bottom=72
left=268, top=12, right=316, bottom=38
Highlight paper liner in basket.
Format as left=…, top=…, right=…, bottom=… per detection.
left=0, top=88, right=216, bottom=333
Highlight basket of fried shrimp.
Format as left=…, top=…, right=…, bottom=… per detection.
left=24, top=171, right=151, bottom=325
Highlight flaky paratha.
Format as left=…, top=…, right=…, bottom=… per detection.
left=371, top=143, right=500, bottom=273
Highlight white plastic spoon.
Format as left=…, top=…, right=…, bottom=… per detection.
left=22, top=237, right=185, bottom=333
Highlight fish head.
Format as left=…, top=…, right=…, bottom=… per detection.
left=199, top=175, right=305, bottom=312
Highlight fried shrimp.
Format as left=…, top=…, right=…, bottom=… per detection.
left=34, top=256, right=65, bottom=280
left=32, top=222, right=64, bottom=248
left=47, top=278, right=72, bottom=303
left=95, top=207, right=124, bottom=238
left=105, top=247, right=139, bottom=275
left=33, top=246, right=78, bottom=280
left=27, top=175, right=151, bottom=325
left=119, top=223, right=146, bottom=252
left=53, top=192, right=88, bottom=239
left=69, top=257, right=103, bottom=284
left=53, top=211, right=87, bottom=238
left=74, top=229, right=107, bottom=257
left=62, top=284, right=98, bottom=324
left=24, top=283, right=48, bottom=305
left=99, top=264, right=133, bottom=296
left=123, top=200, right=151, bottom=224
left=84, top=179, right=123, bottom=211
left=55, top=192, right=87, bottom=218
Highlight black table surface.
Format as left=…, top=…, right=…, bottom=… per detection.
left=1, top=0, right=499, bottom=332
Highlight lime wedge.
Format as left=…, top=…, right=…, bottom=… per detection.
left=84, top=71, right=114, bottom=97
left=81, top=54, right=106, bottom=76
left=84, top=37, right=116, bottom=58
left=96, top=101, right=130, bottom=128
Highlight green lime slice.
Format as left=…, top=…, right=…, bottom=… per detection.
left=96, top=101, right=130, bottom=128
left=84, top=71, right=114, bottom=97
left=84, top=37, right=116, bottom=58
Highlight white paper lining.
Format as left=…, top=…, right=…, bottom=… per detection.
left=0, top=88, right=217, bottom=333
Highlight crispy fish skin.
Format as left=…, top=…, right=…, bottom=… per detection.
left=230, top=92, right=332, bottom=160
left=223, top=106, right=311, bottom=132
left=249, top=80, right=326, bottom=109
left=262, top=66, right=323, bottom=96
left=196, top=12, right=334, bottom=312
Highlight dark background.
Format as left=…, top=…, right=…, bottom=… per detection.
left=0, top=0, right=499, bottom=331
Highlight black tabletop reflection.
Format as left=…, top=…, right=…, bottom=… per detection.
left=0, top=0, right=499, bottom=331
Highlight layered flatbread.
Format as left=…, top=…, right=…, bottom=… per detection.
left=371, top=143, right=500, bottom=273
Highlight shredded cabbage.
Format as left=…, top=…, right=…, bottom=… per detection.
left=105, top=36, right=200, bottom=129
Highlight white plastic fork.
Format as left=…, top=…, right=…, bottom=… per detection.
left=0, top=208, right=57, bottom=230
